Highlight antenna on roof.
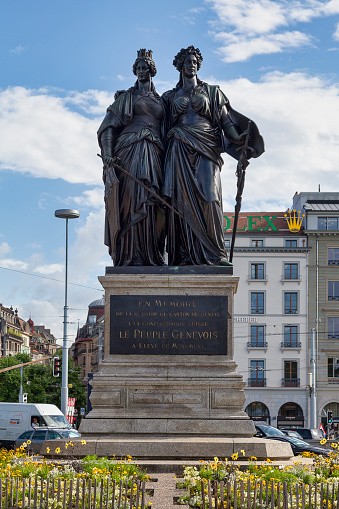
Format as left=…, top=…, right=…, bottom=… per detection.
left=318, top=184, right=321, bottom=192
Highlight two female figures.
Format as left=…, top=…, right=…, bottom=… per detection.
left=98, top=47, right=264, bottom=267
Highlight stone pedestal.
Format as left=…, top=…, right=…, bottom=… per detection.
left=80, top=267, right=255, bottom=438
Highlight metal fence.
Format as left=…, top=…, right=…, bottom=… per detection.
left=200, top=479, right=339, bottom=509
left=0, top=476, right=147, bottom=509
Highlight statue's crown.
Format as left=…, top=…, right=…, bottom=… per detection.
left=284, top=209, right=305, bottom=233
left=137, top=49, right=153, bottom=59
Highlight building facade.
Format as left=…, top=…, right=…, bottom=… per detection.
left=0, top=304, right=31, bottom=357
left=293, top=191, right=339, bottom=430
left=70, top=298, right=105, bottom=381
left=224, top=211, right=309, bottom=428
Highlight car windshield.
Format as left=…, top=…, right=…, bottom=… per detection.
left=258, top=425, right=285, bottom=436
left=43, top=415, right=72, bottom=429
left=280, top=436, right=312, bottom=447
left=59, top=430, right=81, bottom=438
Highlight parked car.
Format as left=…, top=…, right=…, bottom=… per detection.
left=265, top=435, right=330, bottom=456
left=254, top=424, right=286, bottom=437
left=281, top=429, right=303, bottom=439
left=16, top=428, right=81, bottom=453
left=282, top=427, right=325, bottom=444
left=0, top=403, right=71, bottom=449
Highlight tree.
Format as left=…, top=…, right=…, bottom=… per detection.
left=45, top=350, right=87, bottom=415
left=0, top=352, right=86, bottom=416
left=0, top=353, right=30, bottom=402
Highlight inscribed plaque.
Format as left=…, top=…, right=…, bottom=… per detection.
left=110, top=295, right=228, bottom=355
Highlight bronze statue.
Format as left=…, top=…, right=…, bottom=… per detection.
left=98, top=49, right=166, bottom=266
left=162, top=46, right=264, bottom=266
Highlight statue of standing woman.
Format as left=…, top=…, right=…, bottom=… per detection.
left=98, top=49, right=166, bottom=266
left=162, top=46, right=264, bottom=266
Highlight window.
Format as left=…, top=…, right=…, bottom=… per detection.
left=285, top=239, right=297, bottom=247
left=283, top=361, right=299, bottom=386
left=328, top=358, right=339, bottom=378
left=47, top=430, right=62, bottom=440
left=328, top=248, right=339, bottom=265
left=18, top=431, right=33, bottom=440
left=250, top=325, right=265, bottom=347
left=284, top=292, right=298, bottom=314
left=32, top=430, right=47, bottom=441
left=284, top=326, right=299, bottom=347
left=318, top=217, right=339, bottom=230
left=284, top=263, right=298, bottom=279
left=251, top=263, right=265, bottom=279
left=88, top=315, right=96, bottom=324
left=249, top=360, right=265, bottom=387
left=328, top=281, right=339, bottom=301
left=328, top=317, right=339, bottom=339
left=252, top=240, right=263, bottom=247
left=251, top=292, right=264, bottom=314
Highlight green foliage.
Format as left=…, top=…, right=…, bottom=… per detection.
left=0, top=353, right=30, bottom=402
left=0, top=352, right=86, bottom=415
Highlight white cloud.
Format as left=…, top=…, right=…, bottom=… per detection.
left=206, top=0, right=339, bottom=62
left=34, top=264, right=63, bottom=275
left=0, top=242, right=11, bottom=257
left=0, top=87, right=105, bottom=185
left=207, top=0, right=287, bottom=35
left=334, top=21, right=339, bottom=40
left=10, top=45, right=26, bottom=55
left=211, top=71, right=339, bottom=211
left=214, top=31, right=312, bottom=62
left=0, top=258, right=29, bottom=270
left=70, top=188, right=103, bottom=209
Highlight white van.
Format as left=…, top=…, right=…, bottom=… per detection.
left=0, top=403, right=71, bottom=448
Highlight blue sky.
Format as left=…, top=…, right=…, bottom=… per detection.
left=0, top=0, right=339, bottom=342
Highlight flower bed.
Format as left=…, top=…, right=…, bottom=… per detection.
left=179, top=450, right=339, bottom=507
left=0, top=446, right=150, bottom=508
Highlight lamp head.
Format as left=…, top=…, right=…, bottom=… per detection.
left=54, top=209, right=80, bottom=219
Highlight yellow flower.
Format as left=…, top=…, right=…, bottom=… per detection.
left=231, top=452, right=238, bottom=460
left=331, top=442, right=338, bottom=448
left=55, top=447, right=60, bottom=454
left=22, top=442, right=27, bottom=448
left=214, top=456, right=219, bottom=462
left=81, top=440, right=86, bottom=445
left=320, top=438, right=327, bottom=445
left=266, top=458, right=272, bottom=463
left=46, top=447, right=50, bottom=453
left=27, top=440, right=31, bottom=444
left=241, top=449, right=245, bottom=456
left=65, top=443, right=68, bottom=449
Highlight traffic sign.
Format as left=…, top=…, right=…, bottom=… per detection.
left=80, top=408, right=85, bottom=416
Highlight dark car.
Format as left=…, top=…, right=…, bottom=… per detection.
left=266, top=435, right=330, bottom=456
left=282, top=427, right=325, bottom=444
left=254, top=424, right=286, bottom=437
left=281, top=429, right=303, bottom=439
left=16, top=428, right=81, bottom=453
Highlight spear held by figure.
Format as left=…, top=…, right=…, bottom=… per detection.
left=229, top=120, right=254, bottom=264
left=97, top=154, right=183, bottom=218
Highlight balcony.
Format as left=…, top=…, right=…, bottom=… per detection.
left=281, top=341, right=301, bottom=349
left=284, top=309, right=298, bottom=315
left=248, top=378, right=266, bottom=387
left=247, top=341, right=268, bottom=350
left=282, top=378, right=300, bottom=387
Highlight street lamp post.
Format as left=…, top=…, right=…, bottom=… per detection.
left=55, top=209, right=80, bottom=417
